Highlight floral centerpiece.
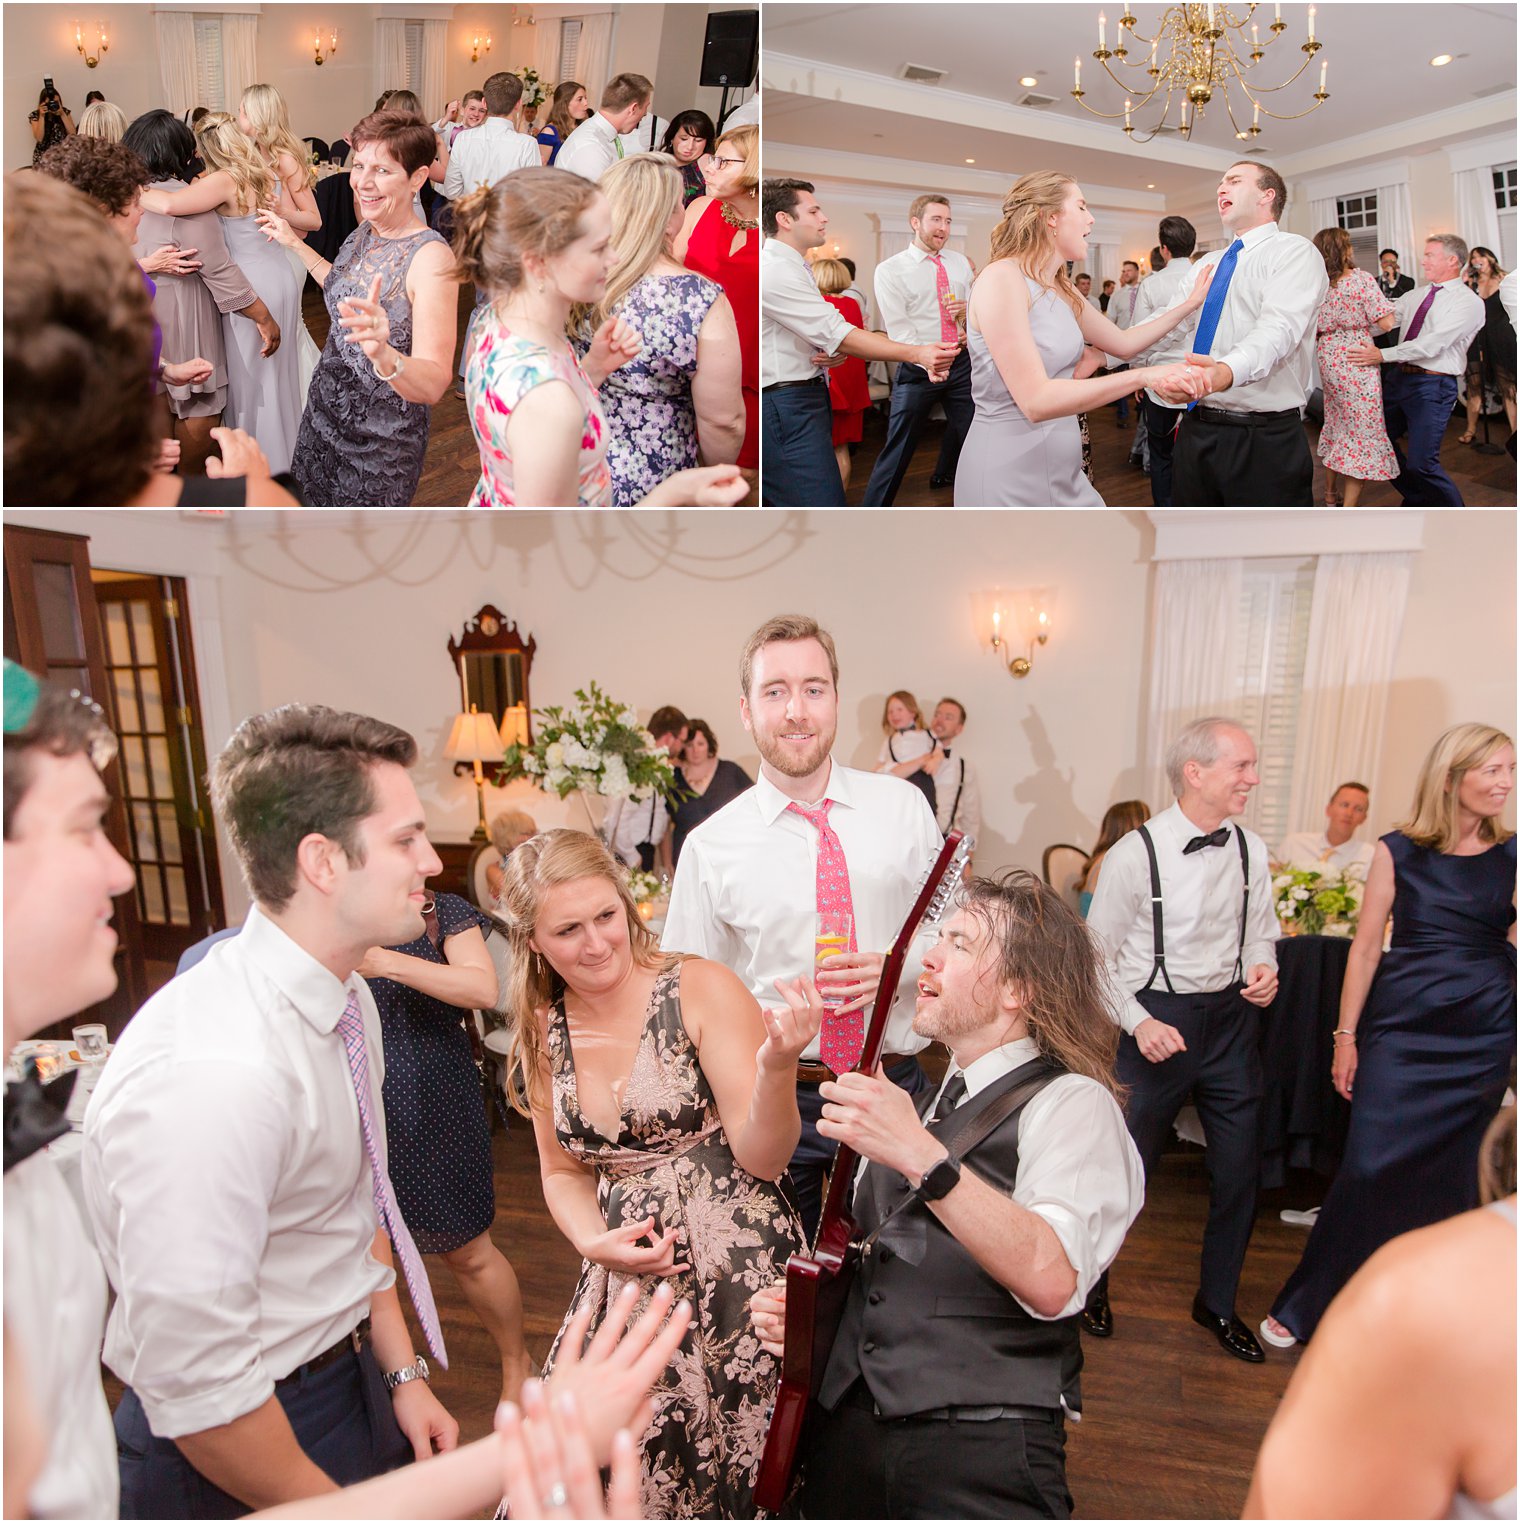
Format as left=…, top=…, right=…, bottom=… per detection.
left=516, top=66, right=547, bottom=115
left=1272, top=865, right=1363, bottom=938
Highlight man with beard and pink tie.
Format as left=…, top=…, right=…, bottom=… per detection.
left=663, top=615, right=944, bottom=1243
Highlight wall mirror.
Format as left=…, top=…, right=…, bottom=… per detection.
left=448, top=604, right=537, bottom=742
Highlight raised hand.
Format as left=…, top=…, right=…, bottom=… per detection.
left=815, top=949, right=884, bottom=1016
left=498, top=1382, right=641, bottom=1521
left=256, top=207, right=300, bottom=250
left=337, top=273, right=391, bottom=362
left=758, top=975, right=825, bottom=1073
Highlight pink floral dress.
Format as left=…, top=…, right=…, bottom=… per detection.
left=463, top=308, right=611, bottom=506
left=1316, top=267, right=1398, bottom=480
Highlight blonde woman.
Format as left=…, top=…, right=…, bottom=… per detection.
left=1262, top=724, right=1516, bottom=1350
left=76, top=99, right=127, bottom=142
left=237, top=83, right=320, bottom=233
left=955, top=171, right=1215, bottom=505
left=497, top=828, right=811, bottom=1517
left=140, top=112, right=306, bottom=473
left=583, top=153, right=744, bottom=506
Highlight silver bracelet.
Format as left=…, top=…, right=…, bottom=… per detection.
left=371, top=349, right=405, bottom=383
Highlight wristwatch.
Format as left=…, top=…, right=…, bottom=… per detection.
left=382, top=1356, right=430, bottom=1391
left=916, top=1153, right=962, bottom=1202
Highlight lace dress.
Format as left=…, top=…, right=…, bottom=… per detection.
left=544, top=961, right=802, bottom=1519
left=290, top=221, right=446, bottom=506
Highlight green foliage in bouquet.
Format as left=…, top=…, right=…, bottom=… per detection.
left=516, top=67, right=547, bottom=112
left=1272, top=865, right=1362, bottom=938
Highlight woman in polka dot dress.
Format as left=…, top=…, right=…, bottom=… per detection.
left=358, top=889, right=534, bottom=1403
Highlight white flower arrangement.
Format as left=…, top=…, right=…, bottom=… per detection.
left=1272, top=866, right=1362, bottom=937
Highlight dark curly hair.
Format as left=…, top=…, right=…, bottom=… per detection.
left=35, top=134, right=151, bottom=217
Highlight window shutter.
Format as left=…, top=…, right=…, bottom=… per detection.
left=404, top=20, right=425, bottom=94
left=194, top=17, right=225, bottom=111
left=559, top=19, right=582, bottom=82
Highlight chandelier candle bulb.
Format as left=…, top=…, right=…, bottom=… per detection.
left=1307, top=5, right=1315, bottom=42
left=1319, top=59, right=1327, bottom=89
left=1075, top=55, right=1082, bottom=88
left=1098, top=11, right=1106, bottom=50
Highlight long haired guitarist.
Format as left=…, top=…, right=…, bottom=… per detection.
left=750, top=872, right=1144, bottom=1519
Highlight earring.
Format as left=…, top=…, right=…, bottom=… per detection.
left=534, top=950, right=546, bottom=981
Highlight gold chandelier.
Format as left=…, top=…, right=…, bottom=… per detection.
left=1071, top=2, right=1329, bottom=144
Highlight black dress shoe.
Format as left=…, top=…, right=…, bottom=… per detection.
left=1081, top=1282, right=1113, bottom=1338
left=930, top=474, right=953, bottom=488
left=1191, top=1294, right=1265, bottom=1363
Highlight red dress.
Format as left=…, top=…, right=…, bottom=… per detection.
left=822, top=294, right=869, bottom=445
left=684, top=199, right=758, bottom=468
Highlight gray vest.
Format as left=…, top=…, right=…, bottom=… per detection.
left=817, top=1058, right=1083, bottom=1417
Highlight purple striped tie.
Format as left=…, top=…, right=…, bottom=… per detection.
left=337, top=990, right=448, bottom=1368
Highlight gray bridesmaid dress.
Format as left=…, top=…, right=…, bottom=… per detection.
left=954, top=275, right=1102, bottom=506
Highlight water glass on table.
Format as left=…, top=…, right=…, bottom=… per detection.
left=72, top=1023, right=108, bottom=1063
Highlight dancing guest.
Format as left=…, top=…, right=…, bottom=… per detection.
left=1075, top=271, right=1098, bottom=309
left=659, top=110, right=717, bottom=205
left=1145, top=161, right=1328, bottom=506
left=876, top=689, right=935, bottom=773
left=922, top=697, right=982, bottom=857
left=126, top=109, right=283, bottom=477
left=497, top=828, right=810, bottom=1517
left=862, top=192, right=976, bottom=504
left=1346, top=234, right=1486, bottom=505
left=1276, top=782, right=1375, bottom=876
left=1105, top=259, right=1143, bottom=430
left=668, top=718, right=753, bottom=873
left=258, top=112, right=453, bottom=506
left=1460, top=246, right=1516, bottom=442
left=811, top=257, right=870, bottom=491
left=1075, top=800, right=1151, bottom=919
left=28, top=84, right=74, bottom=165
left=1311, top=227, right=1399, bottom=507
left=555, top=74, right=653, bottom=183
left=441, top=72, right=540, bottom=201
left=433, top=91, right=487, bottom=149
left=451, top=167, right=746, bottom=507
left=1262, top=725, right=1515, bottom=1350
left=583, top=154, right=744, bottom=506
left=760, top=181, right=957, bottom=508
left=953, top=172, right=1211, bottom=506
left=536, top=81, right=591, bottom=166
left=77, top=99, right=127, bottom=142
left=236, top=85, right=322, bottom=233
left=1130, top=216, right=1199, bottom=505
left=677, top=124, right=762, bottom=475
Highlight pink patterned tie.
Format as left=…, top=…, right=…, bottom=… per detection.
left=786, top=799, right=864, bottom=1074
left=1403, top=284, right=1439, bottom=342
left=336, top=990, right=448, bottom=1368
left=929, top=254, right=959, bottom=345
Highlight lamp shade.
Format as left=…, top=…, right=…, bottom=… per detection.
left=498, top=703, right=530, bottom=748
left=445, top=707, right=506, bottom=764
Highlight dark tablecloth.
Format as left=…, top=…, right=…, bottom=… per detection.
left=306, top=172, right=357, bottom=266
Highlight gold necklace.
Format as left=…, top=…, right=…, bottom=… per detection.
left=720, top=201, right=758, bottom=232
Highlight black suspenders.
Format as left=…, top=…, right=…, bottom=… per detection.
left=946, top=757, right=965, bottom=833
left=1138, top=823, right=1251, bottom=994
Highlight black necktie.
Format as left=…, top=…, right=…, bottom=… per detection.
left=931, top=1073, right=967, bottom=1123
left=1183, top=826, right=1231, bottom=855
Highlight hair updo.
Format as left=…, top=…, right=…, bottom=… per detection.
left=451, top=166, right=600, bottom=297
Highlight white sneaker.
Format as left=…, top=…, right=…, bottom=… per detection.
left=1260, top=1317, right=1298, bottom=1350
left=1279, top=1207, right=1320, bottom=1228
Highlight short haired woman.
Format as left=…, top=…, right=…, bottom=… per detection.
left=659, top=109, right=717, bottom=205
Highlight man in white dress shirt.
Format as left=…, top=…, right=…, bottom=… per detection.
left=760, top=180, right=958, bottom=507
left=861, top=193, right=977, bottom=504
left=663, top=614, right=945, bottom=1240
left=1130, top=216, right=1199, bottom=506
left=554, top=74, right=653, bottom=183
left=440, top=72, right=540, bottom=202
left=1105, top=259, right=1144, bottom=429
left=1086, top=717, right=1280, bottom=1363
left=85, top=706, right=459, bottom=1515
left=1276, top=781, right=1375, bottom=878
left=432, top=90, right=486, bottom=151
left=1346, top=233, right=1487, bottom=505
left=1150, top=161, right=1329, bottom=506
left=920, top=696, right=982, bottom=860
left=1075, top=271, right=1099, bottom=310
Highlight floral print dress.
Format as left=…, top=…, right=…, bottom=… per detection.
left=1315, top=267, right=1398, bottom=481
left=463, top=307, right=611, bottom=506
left=544, top=960, right=802, bottom=1519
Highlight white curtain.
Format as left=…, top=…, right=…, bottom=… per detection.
left=1307, top=196, right=1338, bottom=240
left=1455, top=168, right=1502, bottom=259
left=156, top=11, right=197, bottom=118
left=535, top=18, right=562, bottom=84
left=576, top=13, right=614, bottom=105
left=1144, top=557, right=1244, bottom=807
left=374, top=19, right=408, bottom=102
left=421, top=20, right=448, bottom=120
left=1285, top=553, right=1412, bottom=836
left=1087, top=242, right=1118, bottom=288
left=221, top=14, right=259, bottom=115
left=1375, top=180, right=1415, bottom=271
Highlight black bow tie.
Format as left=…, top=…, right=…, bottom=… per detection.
left=4, top=1064, right=77, bottom=1173
left=940, top=747, right=952, bottom=758
left=1183, top=827, right=1231, bottom=855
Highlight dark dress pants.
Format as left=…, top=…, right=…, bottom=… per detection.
left=1144, top=394, right=1182, bottom=505
left=801, top=1383, right=1070, bottom=1520
left=1115, top=986, right=1263, bottom=1317
left=861, top=349, right=975, bottom=505
left=1382, top=369, right=1463, bottom=504
left=1172, top=406, right=1314, bottom=506
left=116, top=1342, right=411, bottom=1519
left=790, top=1056, right=930, bottom=1246
left=762, top=379, right=845, bottom=507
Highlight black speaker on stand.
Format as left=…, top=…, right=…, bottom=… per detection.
left=700, top=9, right=758, bottom=132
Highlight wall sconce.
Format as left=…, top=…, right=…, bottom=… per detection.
left=471, top=32, right=493, bottom=62
left=446, top=705, right=506, bottom=841
left=313, top=25, right=337, bottom=65
left=75, top=20, right=109, bottom=68
left=510, top=6, right=536, bottom=26
left=972, top=585, right=1055, bottom=678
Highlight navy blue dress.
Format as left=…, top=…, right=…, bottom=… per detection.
left=370, top=892, right=496, bottom=1254
left=1271, top=831, right=1517, bottom=1341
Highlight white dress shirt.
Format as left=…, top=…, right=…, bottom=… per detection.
left=1500, top=270, right=1518, bottom=330
left=1151, top=220, right=1328, bottom=414
left=442, top=116, right=542, bottom=200
left=1132, top=257, right=1202, bottom=409
left=83, top=906, right=395, bottom=1439
left=875, top=727, right=935, bottom=770
left=841, top=282, right=872, bottom=327
left=1378, top=277, right=1487, bottom=376
left=606, top=789, right=669, bottom=868
left=6, top=1149, right=118, bottom=1518
left=917, top=1039, right=1144, bottom=1319
left=932, top=750, right=981, bottom=850
left=1086, top=802, right=1280, bottom=1035
left=762, top=237, right=852, bottom=385
left=723, top=96, right=760, bottom=130
left=663, top=760, right=945, bottom=1059
left=554, top=113, right=623, bottom=183
left=1103, top=277, right=1143, bottom=366
left=1276, top=830, right=1374, bottom=877
left=618, top=114, right=665, bottom=157
left=874, top=242, right=974, bottom=346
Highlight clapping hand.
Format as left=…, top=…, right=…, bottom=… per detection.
left=584, top=315, right=643, bottom=385
left=757, top=975, right=825, bottom=1075
left=337, top=273, right=392, bottom=361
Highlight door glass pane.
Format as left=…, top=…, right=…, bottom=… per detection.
left=164, top=866, right=190, bottom=924
left=139, top=667, right=165, bottom=734
left=148, top=739, right=174, bottom=797
left=113, top=668, right=141, bottom=733
left=103, top=602, right=132, bottom=667
left=129, top=601, right=155, bottom=665
left=157, top=804, right=182, bottom=864
left=122, top=736, right=148, bottom=796
left=140, top=868, right=165, bottom=923
left=132, top=802, right=160, bottom=863
left=35, top=563, right=85, bottom=662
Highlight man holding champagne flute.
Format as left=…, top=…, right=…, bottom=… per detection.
left=664, top=614, right=946, bottom=1243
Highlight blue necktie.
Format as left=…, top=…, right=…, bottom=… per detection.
left=1186, top=237, right=1244, bottom=411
